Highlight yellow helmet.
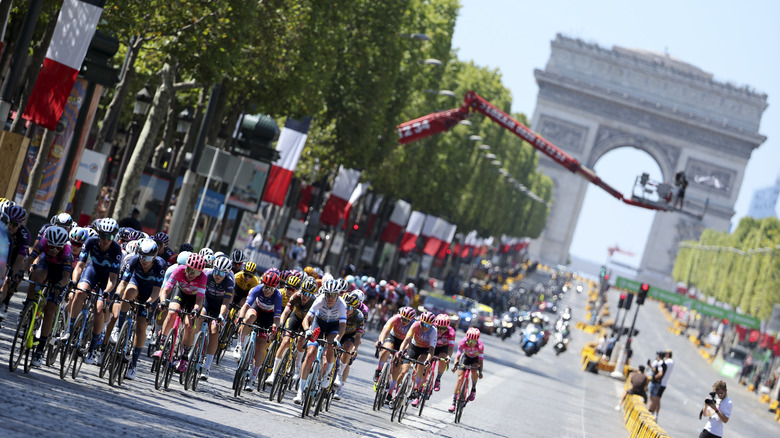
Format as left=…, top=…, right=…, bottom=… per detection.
left=243, top=262, right=257, bottom=274
left=304, top=266, right=318, bottom=279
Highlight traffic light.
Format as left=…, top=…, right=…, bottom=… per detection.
left=604, top=274, right=609, bottom=281
left=352, top=224, right=359, bottom=231
left=600, top=266, right=606, bottom=278
left=618, top=293, right=626, bottom=309
left=621, top=327, right=640, bottom=336
left=637, top=283, right=649, bottom=305
left=624, top=293, right=634, bottom=310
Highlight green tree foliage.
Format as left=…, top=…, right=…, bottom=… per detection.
left=672, top=217, right=780, bottom=321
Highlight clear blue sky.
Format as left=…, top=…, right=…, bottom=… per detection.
left=452, top=0, right=780, bottom=267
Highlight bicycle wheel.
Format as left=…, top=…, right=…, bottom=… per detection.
left=215, top=320, right=234, bottom=365
left=60, top=314, right=84, bottom=379
left=373, top=363, right=390, bottom=411
left=325, top=363, right=338, bottom=412
left=454, top=377, right=468, bottom=423
left=187, top=332, right=204, bottom=391
left=9, top=303, right=34, bottom=372
left=46, top=304, right=68, bottom=366
left=147, top=328, right=158, bottom=358
left=258, top=340, right=277, bottom=392
left=269, top=351, right=289, bottom=401
left=391, top=376, right=408, bottom=422
left=155, top=330, right=175, bottom=390
left=303, top=360, right=320, bottom=417
left=276, top=355, right=293, bottom=403
left=418, top=367, right=436, bottom=416
left=99, top=333, right=115, bottom=379
left=73, top=313, right=94, bottom=380
left=234, top=339, right=252, bottom=397
left=109, top=323, right=129, bottom=386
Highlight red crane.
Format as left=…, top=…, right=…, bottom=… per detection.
left=396, top=90, right=670, bottom=212
left=607, top=245, right=636, bottom=258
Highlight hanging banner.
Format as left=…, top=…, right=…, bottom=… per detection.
left=75, top=148, right=106, bottom=186
left=228, top=157, right=270, bottom=212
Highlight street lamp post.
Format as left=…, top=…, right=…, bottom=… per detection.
left=168, top=107, right=193, bottom=172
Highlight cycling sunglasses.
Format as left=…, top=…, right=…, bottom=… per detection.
left=420, top=322, right=432, bottom=328
left=466, top=339, right=477, bottom=345
left=263, top=285, right=276, bottom=293
left=324, top=292, right=339, bottom=298
left=185, top=267, right=202, bottom=276
left=48, top=245, right=64, bottom=251
left=8, top=221, right=20, bottom=228
left=140, top=255, right=155, bottom=262
left=302, top=291, right=315, bottom=298
left=99, top=233, right=115, bottom=241
left=347, top=304, right=357, bottom=310
left=213, top=269, right=228, bottom=276
left=70, top=240, right=83, bottom=248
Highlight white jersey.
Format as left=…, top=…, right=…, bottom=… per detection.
left=307, top=295, right=347, bottom=323
left=661, top=358, right=674, bottom=386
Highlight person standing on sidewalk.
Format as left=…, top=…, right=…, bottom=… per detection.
left=699, top=380, right=731, bottom=438
left=647, top=351, right=667, bottom=419
left=657, top=350, right=674, bottom=417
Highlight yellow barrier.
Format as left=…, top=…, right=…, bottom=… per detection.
left=620, top=379, right=671, bottom=438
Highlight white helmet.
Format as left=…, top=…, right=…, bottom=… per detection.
left=353, top=290, right=365, bottom=303
left=213, top=255, right=231, bottom=272
left=138, top=238, right=158, bottom=257
left=379, top=280, right=388, bottom=288
left=45, top=226, right=69, bottom=246
left=126, top=240, right=140, bottom=256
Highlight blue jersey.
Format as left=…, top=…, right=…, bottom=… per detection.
left=204, top=268, right=235, bottom=301
left=247, top=285, right=283, bottom=317
left=78, top=236, right=122, bottom=275
left=121, top=255, right=166, bottom=292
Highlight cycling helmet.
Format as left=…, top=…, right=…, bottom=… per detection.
left=321, top=272, right=334, bottom=283
left=50, top=212, right=73, bottom=229
left=266, top=267, right=282, bottom=277
left=99, top=218, right=119, bottom=234
left=69, top=227, right=89, bottom=243
left=243, top=261, right=257, bottom=274
left=313, top=267, right=324, bottom=278
left=90, top=218, right=103, bottom=230
left=179, top=243, right=194, bottom=252
left=127, top=229, right=144, bottom=241
left=45, top=226, right=69, bottom=246
left=320, top=280, right=339, bottom=295
left=434, top=314, right=450, bottom=327
left=419, top=311, right=435, bottom=326
left=509, top=306, right=519, bottom=314
left=126, top=240, right=139, bottom=256
left=230, top=249, right=245, bottom=264
left=301, top=276, right=318, bottom=294
left=186, top=253, right=207, bottom=271
left=379, top=280, right=387, bottom=288
left=199, top=248, right=215, bottom=266
left=286, top=270, right=304, bottom=289
left=138, top=238, right=158, bottom=257
left=399, top=306, right=416, bottom=320
left=303, top=266, right=317, bottom=278
left=0, top=211, right=8, bottom=225
left=213, top=255, right=232, bottom=272
left=0, top=198, right=14, bottom=213
left=85, top=227, right=98, bottom=238
left=280, top=270, right=291, bottom=284
left=353, top=290, right=365, bottom=303
left=466, top=327, right=481, bottom=340
left=118, top=227, right=132, bottom=241
left=6, top=205, right=27, bottom=223
left=334, top=278, right=349, bottom=293
left=345, top=275, right=355, bottom=284
left=153, top=232, right=169, bottom=244
left=261, top=269, right=281, bottom=288
left=176, top=251, right=192, bottom=265
left=343, top=292, right=360, bottom=308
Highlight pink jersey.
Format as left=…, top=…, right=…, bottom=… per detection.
left=456, top=337, right=484, bottom=360
left=384, top=314, right=413, bottom=339
left=436, top=326, right=457, bottom=348
left=164, top=264, right=207, bottom=298
left=405, top=321, right=438, bottom=348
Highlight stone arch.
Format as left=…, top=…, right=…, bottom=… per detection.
left=587, top=130, right=676, bottom=183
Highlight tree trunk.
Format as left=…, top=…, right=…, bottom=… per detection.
left=206, top=76, right=230, bottom=146
left=92, top=37, right=142, bottom=153
left=151, top=102, right=176, bottom=169
left=0, top=0, right=15, bottom=81
left=113, top=62, right=174, bottom=219
left=20, top=125, right=55, bottom=211
left=172, top=88, right=206, bottom=177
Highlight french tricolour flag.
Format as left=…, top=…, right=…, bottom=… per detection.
left=399, top=211, right=426, bottom=253
left=379, top=200, right=411, bottom=244
left=262, top=117, right=312, bottom=206
left=435, top=223, right=457, bottom=258
left=422, top=217, right=448, bottom=256
left=320, top=166, right=362, bottom=227
left=23, top=0, right=105, bottom=130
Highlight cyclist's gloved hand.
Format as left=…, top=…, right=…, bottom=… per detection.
left=478, top=370, right=484, bottom=379
left=218, top=314, right=226, bottom=325
left=375, top=340, right=381, bottom=349
left=334, top=338, right=342, bottom=348
left=192, top=305, right=200, bottom=315
left=305, top=329, right=314, bottom=338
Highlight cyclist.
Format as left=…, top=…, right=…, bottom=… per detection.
left=374, top=306, right=416, bottom=387
left=264, top=274, right=317, bottom=386
left=433, top=313, right=456, bottom=391
left=229, top=249, right=245, bottom=274
left=199, top=247, right=215, bottom=268
left=25, top=226, right=74, bottom=367
left=448, top=327, right=484, bottom=413
left=105, top=238, right=166, bottom=379
left=282, top=269, right=304, bottom=307
left=397, top=311, right=436, bottom=407
left=0, top=204, right=31, bottom=321
left=153, top=232, right=175, bottom=266
left=198, top=255, right=234, bottom=380
left=238, top=269, right=283, bottom=390
left=0, top=211, right=8, bottom=289
left=69, top=218, right=123, bottom=364
left=68, top=227, right=89, bottom=261
left=293, top=280, right=347, bottom=404
left=153, top=253, right=208, bottom=372
left=150, top=250, right=192, bottom=341
left=333, top=291, right=365, bottom=400
left=33, top=212, right=74, bottom=248
left=230, top=261, right=260, bottom=357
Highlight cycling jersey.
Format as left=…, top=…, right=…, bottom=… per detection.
left=383, top=314, right=414, bottom=339
left=344, top=309, right=365, bottom=336
left=78, top=236, right=122, bottom=275
left=29, top=237, right=74, bottom=271
left=456, top=337, right=484, bottom=360
left=436, top=325, right=457, bottom=348
left=203, top=268, right=235, bottom=301
left=8, top=224, right=31, bottom=263
left=159, top=246, right=175, bottom=266
left=247, top=285, right=283, bottom=317
left=121, top=255, right=166, bottom=294
left=404, top=321, right=437, bottom=348
left=307, top=295, right=347, bottom=324
left=162, top=263, right=180, bottom=287
left=285, top=291, right=315, bottom=320
left=164, top=264, right=207, bottom=298
left=233, top=271, right=259, bottom=296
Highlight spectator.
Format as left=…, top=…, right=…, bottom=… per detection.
left=605, top=332, right=617, bottom=358
left=290, top=237, right=307, bottom=265
left=261, top=235, right=272, bottom=252
left=250, top=229, right=263, bottom=250
left=658, top=350, right=674, bottom=416
left=647, top=351, right=667, bottom=419
left=699, top=380, right=731, bottom=438
left=616, top=365, right=649, bottom=410
left=118, top=207, right=143, bottom=231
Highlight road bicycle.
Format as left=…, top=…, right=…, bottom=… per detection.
left=8, top=280, right=59, bottom=373
left=313, top=342, right=349, bottom=416
left=453, top=363, right=479, bottom=423
left=215, top=302, right=240, bottom=365
left=233, top=322, right=271, bottom=398
left=300, top=328, right=329, bottom=418
left=100, top=298, right=145, bottom=387
left=184, top=313, right=221, bottom=391
left=391, top=354, right=427, bottom=423
left=153, top=307, right=195, bottom=390
left=372, top=345, right=399, bottom=412
left=416, top=356, right=449, bottom=416
left=146, top=302, right=164, bottom=357
left=268, top=327, right=303, bottom=403
left=60, top=287, right=101, bottom=380
left=256, top=326, right=282, bottom=393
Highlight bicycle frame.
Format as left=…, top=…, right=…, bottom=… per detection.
left=60, top=287, right=100, bottom=380
left=454, top=363, right=478, bottom=423
left=233, top=322, right=268, bottom=397
left=8, top=280, right=48, bottom=373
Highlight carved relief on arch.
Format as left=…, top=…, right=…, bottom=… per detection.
left=588, top=125, right=680, bottom=180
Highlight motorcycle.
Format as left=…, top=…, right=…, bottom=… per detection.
left=520, top=323, right=545, bottom=357
left=498, top=313, right=515, bottom=341
left=553, top=323, right=570, bottom=355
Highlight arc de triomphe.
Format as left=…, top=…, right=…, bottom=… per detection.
left=528, top=35, right=767, bottom=287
